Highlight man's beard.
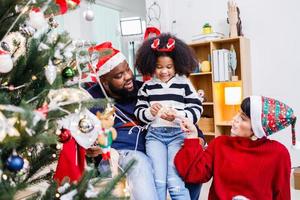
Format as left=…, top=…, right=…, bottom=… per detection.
left=108, top=79, right=138, bottom=100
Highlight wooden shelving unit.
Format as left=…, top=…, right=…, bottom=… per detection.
left=189, top=37, right=252, bottom=139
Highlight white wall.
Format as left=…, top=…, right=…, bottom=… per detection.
left=96, top=0, right=146, bottom=18
left=55, top=1, right=121, bottom=48
left=150, top=0, right=300, bottom=167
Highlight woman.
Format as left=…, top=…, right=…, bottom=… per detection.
left=175, top=96, right=297, bottom=200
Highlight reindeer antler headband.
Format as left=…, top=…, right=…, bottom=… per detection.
left=151, top=38, right=175, bottom=52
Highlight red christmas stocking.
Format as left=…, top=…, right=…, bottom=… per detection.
left=53, top=137, right=86, bottom=185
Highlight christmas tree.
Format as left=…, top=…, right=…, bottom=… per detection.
left=0, top=1, right=131, bottom=199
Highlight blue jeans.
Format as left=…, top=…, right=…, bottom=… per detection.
left=118, top=150, right=159, bottom=200
left=146, top=127, right=190, bottom=200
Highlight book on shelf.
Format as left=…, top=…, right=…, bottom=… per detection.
left=192, top=32, right=224, bottom=42
left=212, top=50, right=219, bottom=81
left=212, top=49, right=231, bottom=82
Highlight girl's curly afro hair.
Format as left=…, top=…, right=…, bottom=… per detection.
left=135, top=33, right=198, bottom=77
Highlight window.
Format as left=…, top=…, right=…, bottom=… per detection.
left=120, top=17, right=142, bottom=36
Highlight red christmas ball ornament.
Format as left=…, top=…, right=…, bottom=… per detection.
left=59, top=128, right=71, bottom=143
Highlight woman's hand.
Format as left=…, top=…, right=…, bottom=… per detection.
left=180, top=118, right=198, bottom=139
left=86, top=146, right=102, bottom=157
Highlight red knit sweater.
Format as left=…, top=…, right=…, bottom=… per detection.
left=174, top=136, right=291, bottom=200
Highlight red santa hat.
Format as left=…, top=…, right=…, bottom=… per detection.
left=250, top=96, right=297, bottom=145
left=88, top=42, right=126, bottom=76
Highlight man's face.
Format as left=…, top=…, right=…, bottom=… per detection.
left=102, top=60, right=136, bottom=98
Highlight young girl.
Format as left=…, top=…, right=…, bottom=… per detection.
left=134, top=33, right=203, bottom=200
left=175, top=96, right=297, bottom=200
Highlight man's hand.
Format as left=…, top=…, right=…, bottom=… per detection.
left=150, top=103, right=162, bottom=117
left=86, top=146, right=102, bottom=157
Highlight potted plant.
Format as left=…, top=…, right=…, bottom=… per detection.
left=202, top=23, right=213, bottom=34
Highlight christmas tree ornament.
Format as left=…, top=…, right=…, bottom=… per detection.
left=0, top=112, right=20, bottom=142
left=27, top=8, right=47, bottom=30
left=1, top=32, right=26, bottom=61
left=78, top=115, right=94, bottom=133
left=83, top=8, right=94, bottom=21
left=0, top=50, right=13, bottom=73
left=96, top=107, right=117, bottom=161
left=45, top=60, right=57, bottom=85
left=6, top=153, right=24, bottom=172
left=59, top=128, right=72, bottom=143
left=48, top=15, right=59, bottom=29
left=62, top=66, right=76, bottom=78
left=1, top=41, right=11, bottom=52
left=19, top=23, right=36, bottom=37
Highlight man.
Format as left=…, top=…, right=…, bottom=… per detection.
left=86, top=42, right=203, bottom=200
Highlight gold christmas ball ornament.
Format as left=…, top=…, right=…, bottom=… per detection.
left=78, top=115, right=94, bottom=133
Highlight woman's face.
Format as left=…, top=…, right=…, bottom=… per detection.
left=155, top=56, right=175, bottom=83
left=231, top=111, right=253, bottom=138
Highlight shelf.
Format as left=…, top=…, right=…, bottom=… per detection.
left=202, top=102, right=214, bottom=105
left=190, top=72, right=212, bottom=76
left=213, top=80, right=242, bottom=84
left=216, top=121, right=232, bottom=126
left=188, top=37, right=251, bottom=138
left=203, top=132, right=215, bottom=136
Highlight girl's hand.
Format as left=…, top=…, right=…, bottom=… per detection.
left=150, top=103, right=162, bottom=117
left=180, top=118, right=198, bottom=139
left=160, top=108, right=176, bottom=122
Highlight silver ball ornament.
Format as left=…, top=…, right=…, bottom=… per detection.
left=83, top=9, right=95, bottom=21
left=78, top=115, right=94, bottom=133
